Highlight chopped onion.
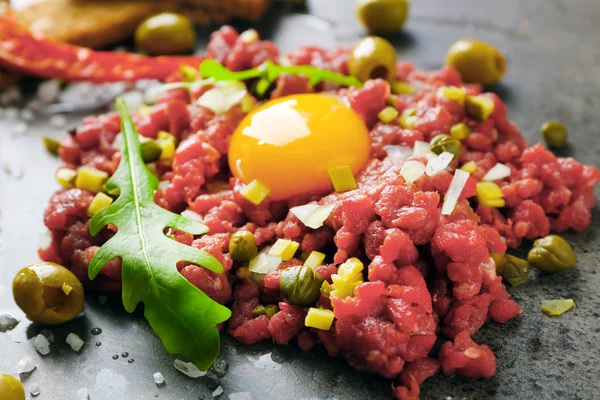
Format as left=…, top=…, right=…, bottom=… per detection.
left=400, top=160, right=426, bottom=184
left=249, top=247, right=282, bottom=275
left=38, top=231, right=52, bottom=251
left=198, top=81, right=247, bottom=114
left=181, top=209, right=203, bottom=222
left=75, top=388, right=89, bottom=400
left=383, top=145, right=413, bottom=160
left=412, top=141, right=432, bottom=157
left=290, top=203, right=335, bottom=229
left=425, top=152, right=454, bottom=176
left=173, top=359, right=206, bottom=378
left=442, top=169, right=470, bottom=215
left=482, top=163, right=511, bottom=181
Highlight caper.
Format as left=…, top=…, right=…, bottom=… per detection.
left=252, top=304, right=279, bottom=318
left=135, top=13, right=196, bottom=56
left=356, top=0, right=410, bottom=34
left=280, top=266, right=324, bottom=306
left=0, top=373, right=25, bottom=400
left=445, top=39, right=506, bottom=85
left=528, top=235, right=577, bottom=272
left=139, top=137, right=162, bottom=163
left=430, top=134, right=461, bottom=158
left=12, top=263, right=85, bottom=325
left=348, top=36, right=397, bottom=82
left=541, top=121, right=568, bottom=148
left=229, top=231, right=258, bottom=262
left=493, top=253, right=531, bottom=286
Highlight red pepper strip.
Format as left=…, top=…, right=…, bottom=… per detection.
left=0, top=15, right=205, bottom=83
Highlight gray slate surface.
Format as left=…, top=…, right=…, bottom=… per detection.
left=1, top=1, right=600, bottom=399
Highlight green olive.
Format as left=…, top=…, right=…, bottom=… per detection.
left=139, top=137, right=162, bottom=163
left=356, top=0, right=410, bottom=34
left=541, top=121, right=568, bottom=148
left=492, top=253, right=531, bottom=286
left=280, top=266, right=324, bottom=306
left=445, top=39, right=506, bottom=85
left=135, top=13, right=196, bottom=56
left=528, top=235, right=577, bottom=272
left=430, top=134, right=461, bottom=158
left=12, top=262, right=84, bottom=325
left=0, top=374, right=25, bottom=400
left=348, top=36, right=397, bottom=82
left=229, top=231, right=258, bottom=262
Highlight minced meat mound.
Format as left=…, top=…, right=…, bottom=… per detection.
left=39, top=26, right=600, bottom=399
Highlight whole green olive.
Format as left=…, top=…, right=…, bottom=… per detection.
left=348, top=36, right=397, bottom=82
left=541, top=121, right=568, bottom=148
left=445, top=39, right=506, bottom=85
left=0, top=374, right=25, bottom=400
left=280, top=266, right=324, bottom=306
left=356, top=0, right=410, bottom=34
left=494, top=254, right=531, bottom=286
left=135, top=12, right=196, bottom=56
left=528, top=235, right=577, bottom=272
left=229, top=231, right=258, bottom=262
left=12, top=262, right=84, bottom=325
left=430, top=134, right=461, bottom=158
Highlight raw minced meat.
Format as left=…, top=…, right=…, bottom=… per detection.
left=39, top=26, right=600, bottom=399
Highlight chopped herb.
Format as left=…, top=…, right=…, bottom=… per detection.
left=88, top=98, right=231, bottom=370
left=199, top=59, right=363, bottom=96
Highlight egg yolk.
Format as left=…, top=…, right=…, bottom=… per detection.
left=228, top=94, right=371, bottom=200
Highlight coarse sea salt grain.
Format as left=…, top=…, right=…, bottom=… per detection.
left=4, top=107, right=18, bottom=120
left=173, top=359, right=206, bottom=378
left=66, top=333, right=85, bottom=352
left=30, top=382, right=41, bottom=397
left=212, top=386, right=224, bottom=397
left=37, top=80, right=61, bottom=103
left=229, top=392, right=252, bottom=400
left=34, top=334, right=51, bottom=355
left=16, top=356, right=36, bottom=375
left=20, top=108, right=35, bottom=121
left=49, top=114, right=68, bottom=129
left=153, top=372, right=165, bottom=386
left=0, top=314, right=19, bottom=332
left=13, top=122, right=28, bottom=135
left=75, top=387, right=89, bottom=400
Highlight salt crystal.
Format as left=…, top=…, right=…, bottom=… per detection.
left=34, top=334, right=50, bottom=355
left=37, top=80, right=61, bottom=103
left=20, top=108, right=35, bottom=121
left=75, top=387, right=89, bottom=400
left=4, top=107, right=18, bottom=119
left=229, top=392, right=252, bottom=400
left=0, top=314, right=19, bottom=332
left=210, top=358, right=228, bottom=377
left=30, top=382, right=41, bottom=397
left=66, top=333, right=85, bottom=352
left=13, top=122, right=28, bottom=135
left=16, top=356, right=37, bottom=375
left=173, top=359, right=206, bottom=378
left=212, top=386, right=224, bottom=397
left=153, top=372, right=165, bottom=386
left=0, top=86, right=23, bottom=105
left=49, top=114, right=68, bottom=128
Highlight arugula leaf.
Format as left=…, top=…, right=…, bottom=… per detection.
left=199, top=59, right=363, bottom=95
left=88, top=98, right=231, bottom=370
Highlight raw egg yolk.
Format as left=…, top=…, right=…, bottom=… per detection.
left=228, top=94, right=371, bottom=200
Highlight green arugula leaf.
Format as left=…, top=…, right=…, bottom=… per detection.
left=88, top=98, right=231, bottom=370
left=199, top=59, right=363, bottom=95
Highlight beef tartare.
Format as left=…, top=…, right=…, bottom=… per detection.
left=38, top=26, right=599, bottom=399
